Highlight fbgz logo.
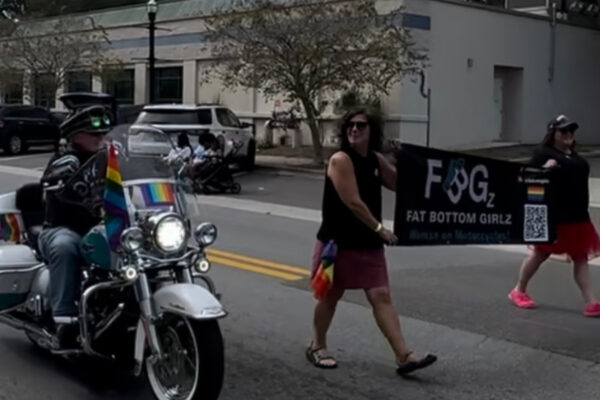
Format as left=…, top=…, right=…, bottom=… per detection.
left=425, top=158, right=495, bottom=208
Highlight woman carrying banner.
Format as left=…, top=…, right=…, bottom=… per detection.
left=509, top=115, right=600, bottom=317
left=306, top=108, right=437, bottom=375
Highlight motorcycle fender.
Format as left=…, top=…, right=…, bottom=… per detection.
left=134, top=283, right=226, bottom=372
left=153, top=283, right=226, bottom=320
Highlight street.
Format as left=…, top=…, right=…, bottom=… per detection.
left=1, top=150, right=600, bottom=400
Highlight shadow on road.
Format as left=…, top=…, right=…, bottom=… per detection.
left=3, top=337, right=146, bottom=398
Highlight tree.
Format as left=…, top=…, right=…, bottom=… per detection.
left=203, top=0, right=427, bottom=164
left=334, top=88, right=382, bottom=118
left=0, top=15, right=121, bottom=105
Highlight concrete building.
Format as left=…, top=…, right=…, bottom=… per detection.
left=1, top=0, right=599, bottom=150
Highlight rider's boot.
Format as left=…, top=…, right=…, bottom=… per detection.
left=53, top=316, right=79, bottom=349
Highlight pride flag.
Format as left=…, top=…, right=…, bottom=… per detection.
left=0, top=214, right=21, bottom=243
left=311, top=240, right=337, bottom=300
left=103, top=144, right=130, bottom=251
left=527, top=186, right=545, bottom=203
left=140, top=182, right=175, bottom=207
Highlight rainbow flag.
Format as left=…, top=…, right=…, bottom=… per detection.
left=527, top=186, right=545, bottom=203
left=103, top=144, right=130, bottom=251
left=311, top=240, right=337, bottom=300
left=0, top=214, right=21, bottom=243
left=140, top=182, right=176, bottom=207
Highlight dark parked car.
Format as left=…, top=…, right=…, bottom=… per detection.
left=0, top=105, right=61, bottom=155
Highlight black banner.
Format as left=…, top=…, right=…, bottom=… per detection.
left=394, top=144, right=556, bottom=245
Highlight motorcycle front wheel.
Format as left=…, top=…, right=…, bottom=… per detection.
left=146, top=314, right=224, bottom=400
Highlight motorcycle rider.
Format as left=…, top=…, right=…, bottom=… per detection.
left=37, top=104, right=114, bottom=347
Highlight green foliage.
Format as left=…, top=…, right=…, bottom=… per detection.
left=333, top=88, right=382, bottom=118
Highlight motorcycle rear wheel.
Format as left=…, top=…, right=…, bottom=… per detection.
left=146, top=314, right=224, bottom=400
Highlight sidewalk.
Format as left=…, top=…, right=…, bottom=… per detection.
left=256, top=144, right=600, bottom=204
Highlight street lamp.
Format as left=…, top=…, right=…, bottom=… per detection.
left=147, top=0, right=158, bottom=104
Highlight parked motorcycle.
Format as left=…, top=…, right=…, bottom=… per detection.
left=0, top=125, right=225, bottom=400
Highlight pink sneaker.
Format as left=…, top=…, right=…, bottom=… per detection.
left=583, top=302, right=600, bottom=317
left=508, top=289, right=537, bottom=309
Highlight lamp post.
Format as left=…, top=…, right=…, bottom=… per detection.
left=147, top=0, right=158, bottom=104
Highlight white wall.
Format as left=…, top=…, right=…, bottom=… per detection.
left=414, top=0, right=600, bottom=149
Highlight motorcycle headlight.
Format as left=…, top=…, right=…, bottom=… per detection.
left=194, top=223, right=217, bottom=246
left=120, top=227, right=144, bottom=252
left=149, top=213, right=188, bottom=254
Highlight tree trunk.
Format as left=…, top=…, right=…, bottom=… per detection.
left=300, top=97, right=323, bottom=166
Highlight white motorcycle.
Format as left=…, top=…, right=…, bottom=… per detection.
left=0, top=125, right=225, bottom=400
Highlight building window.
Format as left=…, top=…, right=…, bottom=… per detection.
left=2, top=71, right=23, bottom=104
left=104, top=69, right=134, bottom=105
left=34, top=74, right=56, bottom=108
left=67, top=71, right=92, bottom=93
left=154, top=67, right=183, bottom=104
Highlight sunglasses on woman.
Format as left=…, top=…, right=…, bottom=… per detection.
left=347, top=121, right=368, bottom=130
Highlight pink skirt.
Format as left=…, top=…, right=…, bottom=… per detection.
left=311, top=240, right=389, bottom=290
left=533, top=221, right=600, bottom=263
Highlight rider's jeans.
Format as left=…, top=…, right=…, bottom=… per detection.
left=38, top=227, right=82, bottom=317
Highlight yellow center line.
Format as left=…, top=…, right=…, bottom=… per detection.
left=207, top=248, right=311, bottom=277
left=209, top=255, right=303, bottom=281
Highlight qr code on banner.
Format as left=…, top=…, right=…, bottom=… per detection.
left=524, top=204, right=549, bottom=242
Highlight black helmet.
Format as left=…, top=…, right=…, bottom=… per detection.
left=547, top=114, right=579, bottom=134
left=60, top=104, right=114, bottom=140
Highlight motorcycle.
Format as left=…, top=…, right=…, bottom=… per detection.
left=0, top=125, right=225, bottom=400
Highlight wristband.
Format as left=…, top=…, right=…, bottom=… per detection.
left=374, top=223, right=383, bottom=233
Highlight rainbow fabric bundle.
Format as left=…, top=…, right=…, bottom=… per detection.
left=311, top=240, right=337, bottom=300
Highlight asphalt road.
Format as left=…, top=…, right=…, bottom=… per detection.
left=1, top=149, right=600, bottom=399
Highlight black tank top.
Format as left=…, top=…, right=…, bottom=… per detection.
left=317, top=149, right=383, bottom=249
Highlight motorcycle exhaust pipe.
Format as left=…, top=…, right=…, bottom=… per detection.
left=0, top=314, right=53, bottom=341
left=0, top=313, right=102, bottom=358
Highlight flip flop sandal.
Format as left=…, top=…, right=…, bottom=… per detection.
left=396, top=352, right=438, bottom=375
left=305, top=344, right=338, bottom=369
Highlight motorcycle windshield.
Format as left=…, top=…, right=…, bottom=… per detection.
left=110, top=124, right=200, bottom=221
left=60, top=124, right=199, bottom=222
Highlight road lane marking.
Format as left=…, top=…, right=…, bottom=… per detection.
left=209, top=254, right=304, bottom=281
left=207, top=248, right=310, bottom=276
left=0, top=165, right=43, bottom=178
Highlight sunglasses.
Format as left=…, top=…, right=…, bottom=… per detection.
left=347, top=121, right=368, bottom=130
left=558, top=129, right=574, bottom=135
left=90, top=115, right=112, bottom=128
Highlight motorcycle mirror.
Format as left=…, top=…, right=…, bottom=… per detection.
left=109, top=139, right=129, bottom=160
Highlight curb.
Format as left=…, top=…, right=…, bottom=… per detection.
left=256, top=163, right=325, bottom=175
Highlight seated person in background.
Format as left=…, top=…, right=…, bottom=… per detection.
left=164, top=132, right=193, bottom=165
left=193, top=132, right=216, bottom=166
